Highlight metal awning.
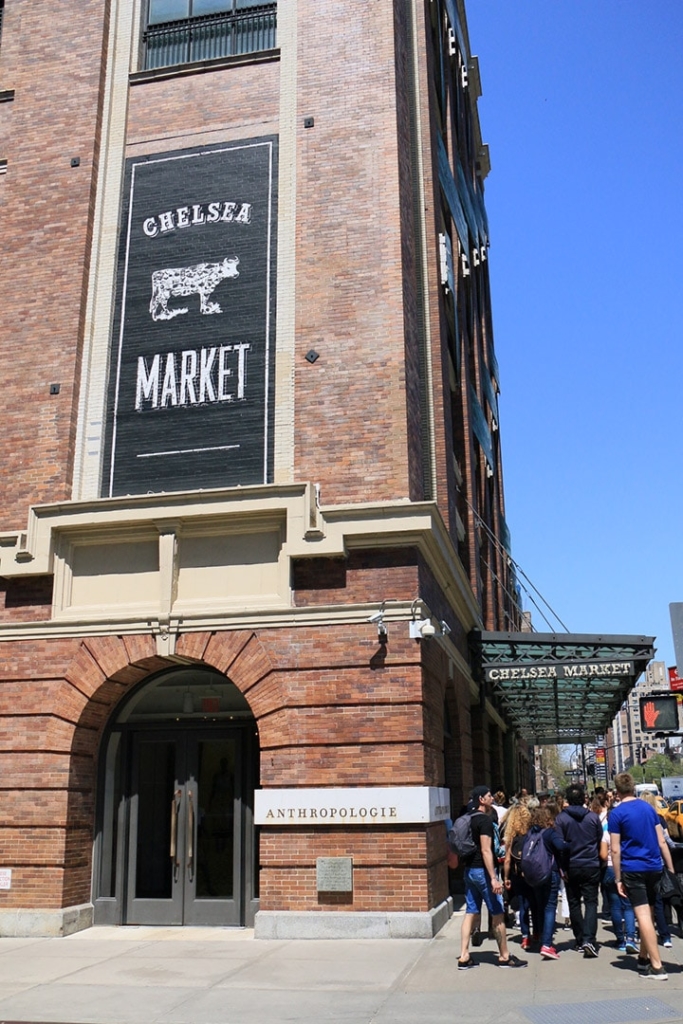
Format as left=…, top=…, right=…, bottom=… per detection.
left=470, top=631, right=656, bottom=744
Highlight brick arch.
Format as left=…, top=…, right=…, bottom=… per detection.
left=66, top=629, right=287, bottom=742
left=176, top=630, right=289, bottom=746
left=65, top=629, right=290, bottom=797
left=60, top=629, right=287, bottom=910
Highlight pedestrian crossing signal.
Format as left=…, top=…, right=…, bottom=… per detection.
left=639, top=694, right=679, bottom=732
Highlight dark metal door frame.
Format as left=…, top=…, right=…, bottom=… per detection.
left=123, top=727, right=243, bottom=926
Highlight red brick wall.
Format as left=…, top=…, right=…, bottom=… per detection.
left=0, top=0, right=109, bottom=526
left=126, top=59, right=280, bottom=147
left=292, top=0, right=415, bottom=503
left=0, top=620, right=454, bottom=914
left=0, top=577, right=53, bottom=621
left=292, top=548, right=419, bottom=607
left=0, top=635, right=160, bottom=908
left=260, top=825, right=448, bottom=913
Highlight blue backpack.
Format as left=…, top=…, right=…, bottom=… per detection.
left=520, top=828, right=554, bottom=887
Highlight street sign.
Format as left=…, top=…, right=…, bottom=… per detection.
left=668, top=667, right=683, bottom=693
left=564, top=770, right=581, bottom=775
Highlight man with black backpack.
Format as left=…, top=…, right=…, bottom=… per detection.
left=456, top=786, right=528, bottom=970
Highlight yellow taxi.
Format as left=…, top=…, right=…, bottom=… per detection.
left=662, top=800, right=683, bottom=842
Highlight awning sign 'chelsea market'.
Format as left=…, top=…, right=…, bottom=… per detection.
left=102, top=138, right=277, bottom=497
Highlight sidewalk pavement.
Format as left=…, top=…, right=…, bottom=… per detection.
left=0, top=911, right=680, bottom=1024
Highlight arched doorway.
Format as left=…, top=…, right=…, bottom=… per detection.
left=93, top=664, right=259, bottom=927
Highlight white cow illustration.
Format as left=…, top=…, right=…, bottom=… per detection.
left=149, top=256, right=239, bottom=321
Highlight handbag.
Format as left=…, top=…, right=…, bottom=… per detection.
left=658, top=869, right=683, bottom=903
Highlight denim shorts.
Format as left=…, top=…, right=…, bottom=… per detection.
left=464, top=866, right=505, bottom=916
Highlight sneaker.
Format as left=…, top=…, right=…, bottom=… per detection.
left=498, top=954, right=528, bottom=969
left=583, top=942, right=598, bottom=958
left=617, top=944, right=627, bottom=953
left=471, top=928, right=483, bottom=947
left=540, top=945, right=560, bottom=960
left=520, top=937, right=530, bottom=950
left=640, top=965, right=668, bottom=980
left=624, top=939, right=638, bottom=954
left=457, top=957, right=478, bottom=970
left=663, top=938, right=672, bottom=948
left=636, top=956, right=650, bottom=973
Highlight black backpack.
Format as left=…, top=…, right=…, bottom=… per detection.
left=509, top=832, right=525, bottom=874
left=447, top=812, right=477, bottom=859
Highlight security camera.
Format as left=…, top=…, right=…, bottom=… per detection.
left=440, top=620, right=451, bottom=636
left=410, top=617, right=437, bottom=639
left=367, top=611, right=385, bottom=623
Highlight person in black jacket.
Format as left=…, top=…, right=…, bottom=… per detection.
left=555, top=783, right=605, bottom=957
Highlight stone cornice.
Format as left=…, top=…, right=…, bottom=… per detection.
left=0, top=484, right=482, bottom=646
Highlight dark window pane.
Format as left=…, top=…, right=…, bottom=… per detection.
left=196, top=739, right=235, bottom=899
left=192, top=0, right=234, bottom=14
left=149, top=0, right=190, bottom=24
left=135, top=741, right=175, bottom=899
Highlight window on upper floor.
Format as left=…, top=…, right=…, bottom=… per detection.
left=143, top=0, right=276, bottom=71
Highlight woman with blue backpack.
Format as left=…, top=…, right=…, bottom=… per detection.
left=503, top=802, right=540, bottom=948
left=520, top=803, right=568, bottom=960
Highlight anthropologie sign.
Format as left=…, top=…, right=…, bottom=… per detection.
left=254, top=787, right=451, bottom=826
left=485, top=661, right=634, bottom=683
left=103, top=138, right=277, bottom=497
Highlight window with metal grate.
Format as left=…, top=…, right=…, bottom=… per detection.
left=144, top=0, right=276, bottom=70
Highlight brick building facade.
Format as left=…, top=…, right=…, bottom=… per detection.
left=0, top=0, right=526, bottom=937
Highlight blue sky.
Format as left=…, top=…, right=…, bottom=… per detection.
left=465, top=1, right=683, bottom=669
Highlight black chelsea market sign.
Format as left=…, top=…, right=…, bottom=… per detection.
left=102, top=137, right=277, bottom=497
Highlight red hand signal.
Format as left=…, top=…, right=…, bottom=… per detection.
left=642, top=701, right=660, bottom=729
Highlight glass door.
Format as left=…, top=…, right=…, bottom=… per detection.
left=184, top=733, right=241, bottom=924
left=126, top=732, right=184, bottom=924
left=125, top=729, right=242, bottom=925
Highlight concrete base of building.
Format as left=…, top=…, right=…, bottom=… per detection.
left=0, top=902, right=94, bottom=938
left=254, top=897, right=453, bottom=939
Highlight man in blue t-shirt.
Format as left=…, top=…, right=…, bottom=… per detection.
left=609, top=772, right=674, bottom=981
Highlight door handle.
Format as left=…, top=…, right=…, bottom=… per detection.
left=170, top=788, right=181, bottom=868
left=187, top=789, right=195, bottom=879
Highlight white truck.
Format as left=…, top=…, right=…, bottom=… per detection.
left=634, top=783, right=660, bottom=798
left=661, top=776, right=683, bottom=801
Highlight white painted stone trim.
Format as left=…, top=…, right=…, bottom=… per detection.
left=254, top=898, right=453, bottom=939
left=0, top=903, right=93, bottom=938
